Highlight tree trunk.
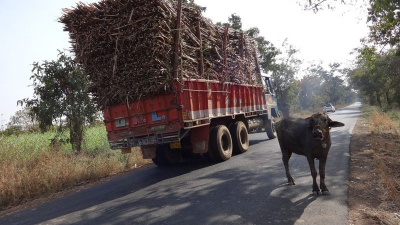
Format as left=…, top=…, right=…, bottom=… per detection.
left=69, top=112, right=83, bottom=153
left=278, top=101, right=290, bottom=117
left=385, top=91, right=391, bottom=106
left=369, top=93, right=375, bottom=105
left=376, top=92, right=382, bottom=108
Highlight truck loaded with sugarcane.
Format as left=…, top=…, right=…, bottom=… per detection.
left=61, top=0, right=279, bottom=165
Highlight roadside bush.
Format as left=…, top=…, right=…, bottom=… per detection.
left=2, top=126, right=23, bottom=136
left=370, top=109, right=400, bottom=134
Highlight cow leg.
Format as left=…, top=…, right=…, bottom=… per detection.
left=307, top=156, right=321, bottom=195
left=282, top=151, right=295, bottom=185
left=319, top=158, right=330, bottom=195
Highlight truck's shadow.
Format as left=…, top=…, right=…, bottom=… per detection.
left=0, top=158, right=321, bottom=225
left=249, top=138, right=272, bottom=146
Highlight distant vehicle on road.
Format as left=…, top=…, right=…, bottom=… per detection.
left=323, top=103, right=336, bottom=113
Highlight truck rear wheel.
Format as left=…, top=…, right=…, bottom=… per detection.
left=265, top=119, right=277, bottom=139
left=210, top=125, right=233, bottom=162
left=152, top=144, right=182, bottom=166
left=230, top=121, right=249, bottom=154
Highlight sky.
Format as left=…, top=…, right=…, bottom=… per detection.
left=0, top=0, right=369, bottom=128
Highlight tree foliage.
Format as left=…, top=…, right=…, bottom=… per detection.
left=348, top=45, right=400, bottom=108
left=300, top=63, right=355, bottom=110
left=302, top=0, right=400, bottom=47
left=23, top=51, right=96, bottom=152
left=368, top=0, right=400, bottom=46
left=270, top=41, right=302, bottom=116
left=7, top=107, right=38, bottom=132
left=228, top=13, right=243, bottom=30
left=183, top=0, right=206, bottom=12
left=300, top=0, right=348, bottom=12
left=245, top=27, right=280, bottom=73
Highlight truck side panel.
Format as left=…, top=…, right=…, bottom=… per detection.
left=105, top=79, right=268, bottom=150
left=178, top=79, right=267, bottom=122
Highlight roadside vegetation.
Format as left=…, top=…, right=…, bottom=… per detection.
left=0, top=125, right=150, bottom=210
left=349, top=105, right=400, bottom=225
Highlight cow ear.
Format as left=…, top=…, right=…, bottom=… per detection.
left=329, top=121, right=344, bottom=128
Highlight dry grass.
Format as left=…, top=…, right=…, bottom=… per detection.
left=369, top=109, right=400, bottom=204
left=370, top=111, right=399, bottom=133
left=348, top=105, right=400, bottom=225
left=0, top=126, right=151, bottom=210
left=374, top=156, right=398, bottom=200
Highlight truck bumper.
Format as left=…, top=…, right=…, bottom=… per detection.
left=108, top=130, right=184, bottom=150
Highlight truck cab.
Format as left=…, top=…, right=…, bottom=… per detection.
left=262, top=75, right=279, bottom=120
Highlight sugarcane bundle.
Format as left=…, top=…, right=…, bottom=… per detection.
left=60, top=0, right=261, bottom=108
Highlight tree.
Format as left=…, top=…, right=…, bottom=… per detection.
left=348, top=45, right=400, bottom=108
left=301, top=63, right=356, bottom=109
left=228, top=13, right=243, bottom=31
left=183, top=0, right=206, bottom=12
left=270, top=40, right=302, bottom=116
left=246, top=27, right=280, bottom=73
left=7, top=107, right=38, bottom=132
left=299, top=74, right=324, bottom=109
left=23, top=51, right=96, bottom=152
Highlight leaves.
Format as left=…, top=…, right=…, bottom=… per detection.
left=228, top=13, right=243, bottom=31
left=349, top=45, right=400, bottom=108
left=368, top=0, right=400, bottom=46
left=23, top=51, right=97, bottom=152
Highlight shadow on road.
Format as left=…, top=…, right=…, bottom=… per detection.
left=1, top=159, right=321, bottom=225
left=0, top=160, right=213, bottom=225
left=249, top=138, right=271, bottom=146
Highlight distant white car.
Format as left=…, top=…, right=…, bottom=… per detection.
left=323, top=103, right=335, bottom=113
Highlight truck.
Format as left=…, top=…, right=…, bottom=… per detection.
left=101, top=0, right=280, bottom=166
left=104, top=76, right=279, bottom=165
left=62, top=0, right=279, bottom=165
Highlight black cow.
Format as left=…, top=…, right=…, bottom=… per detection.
left=275, top=113, right=345, bottom=195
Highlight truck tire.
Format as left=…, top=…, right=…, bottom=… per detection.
left=265, top=119, right=277, bottom=139
left=230, top=121, right=249, bottom=154
left=210, top=125, right=233, bottom=162
left=152, top=144, right=182, bottom=166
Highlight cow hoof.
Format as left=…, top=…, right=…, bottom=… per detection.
left=288, top=178, right=296, bottom=185
left=312, top=190, right=321, bottom=196
left=322, top=190, right=331, bottom=195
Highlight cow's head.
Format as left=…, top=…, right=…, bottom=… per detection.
left=308, top=113, right=344, bottom=140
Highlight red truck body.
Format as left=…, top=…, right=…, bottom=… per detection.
left=104, top=78, right=277, bottom=162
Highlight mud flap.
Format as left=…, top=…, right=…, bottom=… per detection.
left=141, top=145, right=157, bottom=159
left=190, top=125, right=210, bottom=154
left=192, top=140, right=209, bottom=154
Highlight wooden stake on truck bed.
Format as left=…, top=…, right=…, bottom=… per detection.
left=173, top=0, right=183, bottom=79
left=254, top=51, right=261, bottom=84
left=239, top=33, right=244, bottom=58
left=239, top=32, right=244, bottom=82
left=196, top=19, right=204, bottom=78
left=223, top=24, right=230, bottom=81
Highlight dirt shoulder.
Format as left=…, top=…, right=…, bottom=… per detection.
left=348, top=110, right=400, bottom=224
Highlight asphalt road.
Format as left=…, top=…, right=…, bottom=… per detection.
left=0, top=102, right=361, bottom=225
